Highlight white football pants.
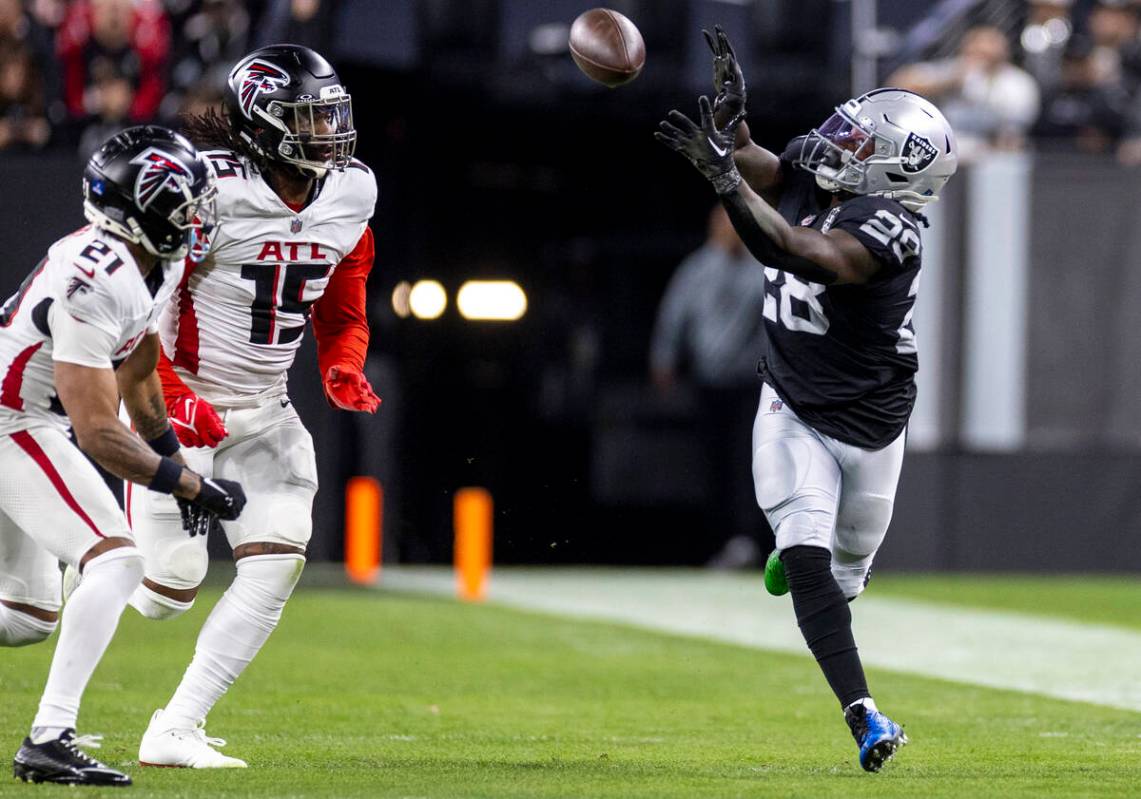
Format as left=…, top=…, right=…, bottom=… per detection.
left=0, top=425, right=134, bottom=611
left=127, top=399, right=317, bottom=591
left=752, top=383, right=905, bottom=599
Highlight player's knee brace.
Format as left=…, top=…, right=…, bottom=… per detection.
left=150, top=538, right=209, bottom=591
left=228, top=554, right=305, bottom=630
left=0, top=605, right=57, bottom=647
left=769, top=503, right=836, bottom=552
left=834, top=494, right=893, bottom=557
left=129, top=583, right=194, bottom=620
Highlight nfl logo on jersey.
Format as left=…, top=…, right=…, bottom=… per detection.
left=291, top=217, right=303, bottom=233
left=769, top=399, right=783, bottom=413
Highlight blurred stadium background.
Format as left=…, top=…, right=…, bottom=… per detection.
left=2, top=0, right=1140, bottom=575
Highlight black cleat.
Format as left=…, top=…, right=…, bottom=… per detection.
left=13, top=729, right=131, bottom=787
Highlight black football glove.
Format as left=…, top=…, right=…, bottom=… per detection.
left=177, top=497, right=212, bottom=538
left=190, top=477, right=247, bottom=521
left=703, top=25, right=746, bottom=129
left=654, top=96, right=742, bottom=195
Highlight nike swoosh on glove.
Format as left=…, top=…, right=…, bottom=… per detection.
left=324, top=365, right=381, bottom=413
left=168, top=393, right=228, bottom=448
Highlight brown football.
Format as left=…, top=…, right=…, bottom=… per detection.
left=569, top=8, right=646, bottom=88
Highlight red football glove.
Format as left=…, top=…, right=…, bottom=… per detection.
left=168, top=393, right=228, bottom=448
left=323, top=365, right=381, bottom=413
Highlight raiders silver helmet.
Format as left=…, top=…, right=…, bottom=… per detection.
left=794, top=88, right=957, bottom=211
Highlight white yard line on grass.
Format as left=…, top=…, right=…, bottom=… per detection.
left=379, top=567, right=1141, bottom=713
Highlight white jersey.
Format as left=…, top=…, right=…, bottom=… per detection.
left=0, top=226, right=184, bottom=435
left=160, top=150, right=377, bottom=406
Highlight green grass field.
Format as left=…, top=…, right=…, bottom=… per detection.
left=1, top=573, right=1139, bottom=798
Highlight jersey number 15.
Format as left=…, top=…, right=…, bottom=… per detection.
left=241, top=263, right=331, bottom=345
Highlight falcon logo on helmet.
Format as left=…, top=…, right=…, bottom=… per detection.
left=130, top=148, right=193, bottom=210
left=900, top=132, right=938, bottom=174
left=235, top=59, right=291, bottom=119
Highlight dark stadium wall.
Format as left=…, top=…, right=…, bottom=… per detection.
left=4, top=144, right=1140, bottom=572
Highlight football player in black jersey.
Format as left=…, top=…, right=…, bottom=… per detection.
left=655, top=27, right=958, bottom=772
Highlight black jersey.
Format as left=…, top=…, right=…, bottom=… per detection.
left=760, top=151, right=923, bottom=450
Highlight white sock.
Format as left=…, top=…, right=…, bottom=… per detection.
left=30, top=726, right=68, bottom=744
left=0, top=604, right=57, bottom=647
left=162, top=554, right=303, bottom=729
left=30, top=548, right=144, bottom=732
left=129, top=583, right=193, bottom=620
left=846, top=697, right=878, bottom=714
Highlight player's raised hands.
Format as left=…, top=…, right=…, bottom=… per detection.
left=703, top=25, right=746, bottom=128
left=324, top=364, right=381, bottom=413
left=655, top=96, right=742, bottom=195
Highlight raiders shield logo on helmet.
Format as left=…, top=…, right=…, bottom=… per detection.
left=900, top=132, right=938, bottom=174
left=130, top=148, right=192, bottom=210
left=234, top=59, right=291, bottom=119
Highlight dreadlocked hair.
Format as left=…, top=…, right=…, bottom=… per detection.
left=180, top=106, right=272, bottom=174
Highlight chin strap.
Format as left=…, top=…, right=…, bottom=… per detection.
left=83, top=202, right=190, bottom=261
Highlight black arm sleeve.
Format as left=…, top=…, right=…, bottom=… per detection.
left=719, top=189, right=840, bottom=285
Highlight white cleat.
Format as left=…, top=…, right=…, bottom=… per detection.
left=138, top=709, right=248, bottom=769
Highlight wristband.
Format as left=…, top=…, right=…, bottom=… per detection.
left=146, top=426, right=180, bottom=457
left=148, top=457, right=184, bottom=495
left=711, top=165, right=742, bottom=196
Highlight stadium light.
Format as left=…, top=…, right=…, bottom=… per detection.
left=409, top=279, right=447, bottom=320
left=391, top=281, right=411, bottom=318
left=456, top=280, right=527, bottom=321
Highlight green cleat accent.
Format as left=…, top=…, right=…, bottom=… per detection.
left=764, top=549, right=788, bottom=596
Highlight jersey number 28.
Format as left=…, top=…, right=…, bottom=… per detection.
left=763, top=268, right=830, bottom=336
left=858, top=210, right=921, bottom=263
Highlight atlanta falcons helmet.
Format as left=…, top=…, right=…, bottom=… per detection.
left=82, top=126, right=217, bottom=261
left=794, top=88, right=957, bottom=211
left=225, top=44, right=356, bottom=177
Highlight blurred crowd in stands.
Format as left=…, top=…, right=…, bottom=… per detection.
left=5, top=0, right=1141, bottom=164
left=891, top=0, right=1141, bottom=163
left=0, top=0, right=336, bottom=157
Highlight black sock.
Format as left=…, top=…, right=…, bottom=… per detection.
left=781, top=545, right=870, bottom=708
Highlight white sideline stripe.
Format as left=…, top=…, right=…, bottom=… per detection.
left=379, top=567, right=1141, bottom=713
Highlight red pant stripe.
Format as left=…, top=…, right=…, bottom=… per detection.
left=10, top=429, right=105, bottom=539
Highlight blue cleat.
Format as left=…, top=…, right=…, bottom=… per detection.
left=844, top=703, right=908, bottom=772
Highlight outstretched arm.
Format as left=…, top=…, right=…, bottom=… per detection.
left=704, top=25, right=783, bottom=202
left=720, top=181, right=879, bottom=285
left=656, top=96, right=881, bottom=286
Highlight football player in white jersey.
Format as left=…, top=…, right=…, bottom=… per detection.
left=1, top=126, right=247, bottom=787
left=121, top=45, right=380, bottom=768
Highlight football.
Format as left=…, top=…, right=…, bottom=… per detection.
left=568, top=8, right=646, bottom=87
